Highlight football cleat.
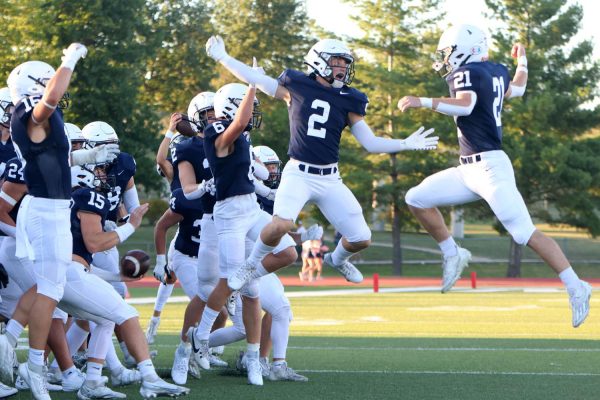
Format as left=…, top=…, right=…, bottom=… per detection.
left=0, top=381, right=17, bottom=398
left=187, top=328, right=210, bottom=370
left=228, top=260, right=259, bottom=291
left=61, top=368, right=86, bottom=392
left=139, top=377, right=190, bottom=399
left=569, top=281, right=592, bottom=328
left=72, top=349, right=88, bottom=370
left=323, top=253, right=363, bottom=283
left=187, top=357, right=201, bottom=380
left=17, top=363, right=51, bottom=399
left=77, top=379, right=126, bottom=400
left=259, top=357, right=270, bottom=377
left=235, top=350, right=246, bottom=372
left=268, top=362, right=308, bottom=382
left=145, top=316, right=160, bottom=345
left=441, top=247, right=471, bottom=293
left=46, top=366, right=62, bottom=385
left=226, top=292, right=238, bottom=316
left=244, top=353, right=263, bottom=386
left=171, top=344, right=191, bottom=385
left=209, top=353, right=228, bottom=368
left=0, top=334, right=15, bottom=384
left=212, top=345, right=224, bottom=356
left=110, top=366, right=142, bottom=387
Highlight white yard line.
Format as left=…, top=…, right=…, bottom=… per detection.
left=297, top=369, right=600, bottom=377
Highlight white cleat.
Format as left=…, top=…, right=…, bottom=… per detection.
left=187, top=357, right=201, bottom=380
left=323, top=253, right=363, bottom=283
left=77, top=379, right=126, bottom=399
left=171, top=344, right=191, bottom=385
left=110, top=366, right=142, bottom=387
left=226, top=292, right=238, bottom=316
left=0, top=381, right=17, bottom=398
left=46, top=366, right=62, bottom=385
left=18, top=363, right=51, bottom=400
left=268, top=362, right=308, bottom=382
left=569, top=281, right=592, bottom=328
left=212, top=345, right=224, bottom=356
left=259, top=357, right=270, bottom=377
left=228, top=260, right=259, bottom=291
left=0, top=334, right=15, bottom=384
left=209, top=351, right=228, bottom=368
left=123, top=353, right=137, bottom=369
left=61, top=368, right=86, bottom=392
left=187, top=328, right=210, bottom=370
left=235, top=350, right=246, bottom=372
left=145, top=317, right=160, bottom=345
left=441, top=247, right=472, bottom=293
left=244, top=354, right=263, bottom=386
left=139, top=377, right=190, bottom=399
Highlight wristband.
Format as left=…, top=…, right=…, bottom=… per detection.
left=156, top=254, right=166, bottom=267
left=115, top=222, right=135, bottom=243
left=516, top=66, right=528, bottom=73
left=60, top=59, right=77, bottom=71
left=517, top=55, right=527, bottom=67
left=0, top=190, right=17, bottom=206
left=42, top=100, right=57, bottom=110
left=165, top=130, right=174, bottom=140
left=419, top=98, right=433, bottom=109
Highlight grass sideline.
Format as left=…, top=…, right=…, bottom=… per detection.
left=13, top=288, right=600, bottom=399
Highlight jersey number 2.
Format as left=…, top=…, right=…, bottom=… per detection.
left=307, top=99, right=330, bottom=139
left=492, top=77, right=505, bottom=127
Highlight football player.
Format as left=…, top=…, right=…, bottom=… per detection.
left=0, top=87, right=16, bottom=180
left=5, top=44, right=120, bottom=398
left=205, top=36, right=438, bottom=292
left=397, top=24, right=591, bottom=327
left=65, top=122, right=86, bottom=151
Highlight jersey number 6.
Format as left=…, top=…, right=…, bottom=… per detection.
left=307, top=99, right=331, bottom=139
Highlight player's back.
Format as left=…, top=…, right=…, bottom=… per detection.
left=447, top=61, right=510, bottom=156
left=170, top=188, right=203, bottom=258
left=278, top=69, right=368, bottom=165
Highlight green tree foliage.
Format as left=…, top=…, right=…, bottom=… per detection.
left=344, top=0, right=449, bottom=274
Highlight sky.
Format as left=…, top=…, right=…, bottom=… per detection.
left=306, top=0, right=600, bottom=58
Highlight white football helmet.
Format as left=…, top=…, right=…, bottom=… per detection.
left=0, top=87, right=13, bottom=128
left=6, top=61, right=56, bottom=105
left=71, top=165, right=96, bottom=189
left=187, top=91, right=215, bottom=132
left=433, top=24, right=489, bottom=77
left=82, top=121, right=119, bottom=149
left=252, top=145, right=281, bottom=188
left=304, top=39, right=355, bottom=88
left=214, top=83, right=261, bottom=130
left=64, top=123, right=86, bottom=146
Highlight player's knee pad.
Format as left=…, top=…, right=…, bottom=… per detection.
left=405, top=186, right=426, bottom=208
left=52, top=307, right=69, bottom=324
left=507, top=223, right=536, bottom=246
left=272, top=304, right=292, bottom=324
left=345, top=224, right=371, bottom=244
left=240, top=279, right=259, bottom=299
left=497, top=207, right=536, bottom=246
left=115, top=304, right=139, bottom=326
left=198, top=283, right=216, bottom=303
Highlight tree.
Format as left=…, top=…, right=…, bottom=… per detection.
left=345, top=0, right=451, bottom=275
left=485, top=0, right=600, bottom=276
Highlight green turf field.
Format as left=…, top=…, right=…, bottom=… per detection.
left=11, top=288, right=600, bottom=399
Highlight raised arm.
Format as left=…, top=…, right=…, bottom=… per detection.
left=214, top=86, right=257, bottom=154
left=348, top=113, right=438, bottom=153
left=156, top=113, right=182, bottom=181
left=206, top=35, right=290, bottom=102
left=505, top=43, right=528, bottom=99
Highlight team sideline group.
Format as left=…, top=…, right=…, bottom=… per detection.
left=0, top=23, right=592, bottom=399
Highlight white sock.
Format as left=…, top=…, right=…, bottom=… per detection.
left=330, top=242, right=354, bottom=266
left=119, top=341, right=132, bottom=360
left=255, top=263, right=269, bottom=278
left=559, top=267, right=580, bottom=291
left=28, top=348, right=45, bottom=367
left=246, top=342, right=260, bottom=354
left=271, top=309, right=290, bottom=360
left=196, top=307, right=220, bottom=341
left=438, top=237, right=458, bottom=258
left=137, top=359, right=159, bottom=381
left=86, top=362, right=103, bottom=382
left=65, top=322, right=90, bottom=356
left=154, top=283, right=174, bottom=313
left=248, top=238, right=276, bottom=265
left=5, top=320, right=24, bottom=348
left=105, top=344, right=124, bottom=374
left=62, top=366, right=76, bottom=380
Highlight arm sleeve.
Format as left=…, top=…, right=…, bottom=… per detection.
left=253, top=180, right=271, bottom=197
left=434, top=91, right=477, bottom=117
left=220, top=56, right=279, bottom=97
left=507, top=83, right=526, bottom=98
left=252, top=161, right=269, bottom=181
left=123, top=186, right=140, bottom=214
left=350, top=120, right=408, bottom=153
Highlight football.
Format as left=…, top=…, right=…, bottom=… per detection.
left=120, top=249, right=150, bottom=278
left=176, top=114, right=198, bottom=137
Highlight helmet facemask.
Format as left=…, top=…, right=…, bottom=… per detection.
left=264, top=161, right=282, bottom=189
left=27, top=74, right=70, bottom=109
left=307, top=52, right=355, bottom=88
left=223, top=97, right=262, bottom=131
left=190, top=107, right=216, bottom=133
left=0, top=101, right=13, bottom=128
left=432, top=45, right=457, bottom=77
left=91, top=163, right=116, bottom=194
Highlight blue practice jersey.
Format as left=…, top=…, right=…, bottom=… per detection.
left=170, top=188, right=203, bottom=258
left=0, top=157, right=25, bottom=237
left=278, top=69, right=368, bottom=165
left=105, top=152, right=136, bottom=222
left=446, top=61, right=510, bottom=156
left=174, top=136, right=216, bottom=214
left=256, top=194, right=274, bottom=215
left=203, top=120, right=254, bottom=201
left=0, top=138, right=16, bottom=174
left=71, top=187, right=111, bottom=265
left=10, top=96, right=71, bottom=199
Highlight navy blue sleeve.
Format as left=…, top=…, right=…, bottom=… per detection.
left=119, top=153, right=137, bottom=177
left=447, top=65, right=481, bottom=94
left=72, top=188, right=110, bottom=217
left=345, top=88, right=369, bottom=116
left=174, top=140, right=196, bottom=166
left=3, top=158, right=25, bottom=184
left=277, top=69, right=292, bottom=87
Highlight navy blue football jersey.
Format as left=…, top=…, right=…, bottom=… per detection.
left=203, top=120, right=254, bottom=201
left=278, top=69, right=368, bottom=165
left=0, top=157, right=25, bottom=236
left=105, top=152, right=137, bottom=222
left=170, top=188, right=203, bottom=258
left=446, top=61, right=510, bottom=156
left=174, top=136, right=216, bottom=212
left=10, top=96, right=71, bottom=199
left=256, top=194, right=274, bottom=215
left=0, top=138, right=17, bottom=175
left=71, top=187, right=111, bottom=265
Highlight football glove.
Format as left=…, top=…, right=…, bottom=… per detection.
left=206, top=35, right=228, bottom=62
left=403, top=126, right=438, bottom=150
left=153, top=254, right=167, bottom=283
left=301, top=224, right=324, bottom=242
left=104, top=220, right=118, bottom=232
left=61, top=43, right=88, bottom=70
left=71, top=143, right=120, bottom=165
